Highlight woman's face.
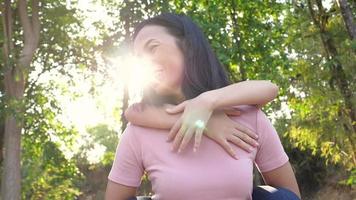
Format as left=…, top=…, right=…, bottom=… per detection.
left=133, top=25, right=185, bottom=98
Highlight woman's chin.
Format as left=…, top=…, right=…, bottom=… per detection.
left=154, top=88, right=168, bottom=96
left=152, top=85, right=172, bottom=96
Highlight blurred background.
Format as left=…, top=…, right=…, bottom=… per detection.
left=0, top=0, right=355, bottom=199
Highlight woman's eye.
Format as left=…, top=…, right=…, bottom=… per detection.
left=149, top=45, right=158, bottom=53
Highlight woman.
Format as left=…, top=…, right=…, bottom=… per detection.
left=106, top=13, right=300, bottom=200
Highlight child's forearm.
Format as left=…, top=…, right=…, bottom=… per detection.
left=202, top=80, right=278, bottom=110
left=126, top=81, right=278, bottom=129
left=125, top=103, right=180, bottom=129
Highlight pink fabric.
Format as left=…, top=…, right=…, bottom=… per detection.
left=108, top=106, right=289, bottom=200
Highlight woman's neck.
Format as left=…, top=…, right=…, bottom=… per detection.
left=142, top=87, right=185, bottom=106
left=171, top=89, right=185, bottom=104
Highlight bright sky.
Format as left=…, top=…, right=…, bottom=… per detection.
left=28, top=0, right=158, bottom=163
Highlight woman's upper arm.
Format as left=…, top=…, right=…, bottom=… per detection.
left=261, top=162, right=301, bottom=199
left=255, top=110, right=300, bottom=198
left=105, top=180, right=137, bottom=200
left=107, top=124, right=144, bottom=195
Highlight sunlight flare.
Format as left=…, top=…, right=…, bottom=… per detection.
left=111, top=54, right=160, bottom=101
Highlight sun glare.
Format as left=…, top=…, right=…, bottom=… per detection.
left=111, top=54, right=159, bottom=102
left=50, top=0, right=160, bottom=164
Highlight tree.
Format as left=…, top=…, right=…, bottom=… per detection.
left=1, top=0, right=354, bottom=198
left=283, top=0, right=355, bottom=172
left=1, top=1, right=40, bottom=199
left=1, top=0, right=100, bottom=198
left=337, top=0, right=356, bottom=40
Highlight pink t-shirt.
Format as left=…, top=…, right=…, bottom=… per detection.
left=108, top=106, right=289, bottom=200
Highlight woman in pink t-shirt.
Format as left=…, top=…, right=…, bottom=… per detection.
left=106, top=13, right=300, bottom=200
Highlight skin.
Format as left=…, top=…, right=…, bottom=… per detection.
left=106, top=25, right=301, bottom=199
left=133, top=25, right=185, bottom=100
left=165, top=81, right=279, bottom=153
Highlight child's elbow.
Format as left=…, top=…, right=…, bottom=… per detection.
left=124, top=107, right=132, bottom=121
left=124, top=103, right=141, bottom=121
left=263, top=81, right=279, bottom=103
left=270, top=83, right=279, bottom=98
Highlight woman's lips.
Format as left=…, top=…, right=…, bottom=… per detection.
left=154, top=69, right=163, bottom=72
left=153, top=68, right=164, bottom=75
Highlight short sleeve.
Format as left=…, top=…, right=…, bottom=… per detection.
left=108, top=124, right=144, bottom=187
left=254, top=110, right=289, bottom=173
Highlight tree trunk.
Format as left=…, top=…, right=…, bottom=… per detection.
left=308, top=0, right=355, bottom=131
left=1, top=116, right=22, bottom=200
left=0, top=122, right=4, bottom=164
left=337, top=0, right=356, bottom=40
left=1, top=0, right=40, bottom=199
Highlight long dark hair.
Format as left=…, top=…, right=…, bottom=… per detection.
left=132, top=13, right=230, bottom=106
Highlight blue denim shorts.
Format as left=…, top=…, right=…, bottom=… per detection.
left=129, top=186, right=300, bottom=200
left=252, top=186, right=300, bottom=200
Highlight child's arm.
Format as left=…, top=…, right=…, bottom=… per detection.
left=124, top=103, right=179, bottom=129
left=200, top=80, right=278, bottom=110
left=126, top=80, right=278, bottom=129
left=165, top=80, right=278, bottom=152
left=125, top=80, right=278, bottom=156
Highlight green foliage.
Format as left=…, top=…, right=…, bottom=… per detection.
left=22, top=139, right=83, bottom=200
left=87, top=124, right=118, bottom=153
left=1, top=0, right=355, bottom=198
left=0, top=1, right=101, bottom=198
left=22, top=83, right=83, bottom=199
left=72, top=124, right=119, bottom=167
left=282, top=1, right=355, bottom=171
left=340, top=168, right=356, bottom=186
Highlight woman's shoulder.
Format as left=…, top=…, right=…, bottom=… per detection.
left=120, top=123, right=168, bottom=152
left=231, top=105, right=261, bottom=120
left=229, top=105, right=260, bottom=132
